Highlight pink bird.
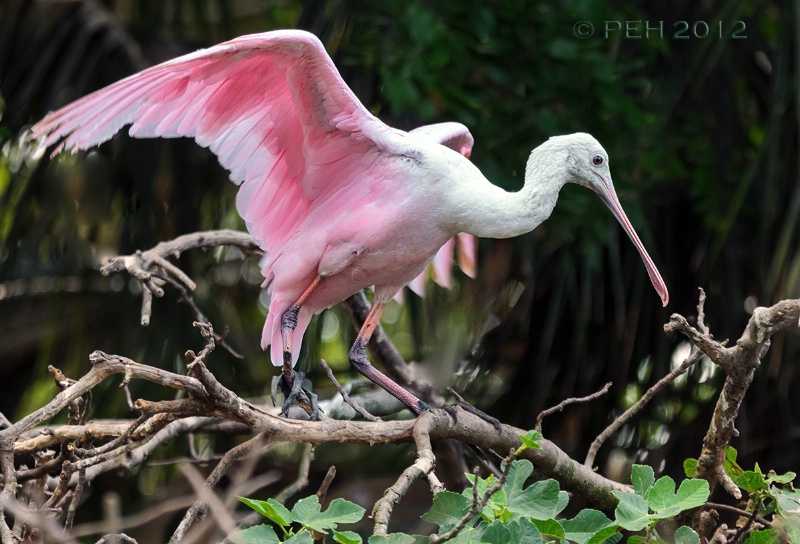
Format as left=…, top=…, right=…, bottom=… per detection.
left=31, top=29, right=668, bottom=418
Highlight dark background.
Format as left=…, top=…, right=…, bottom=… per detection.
left=1, top=0, right=798, bottom=539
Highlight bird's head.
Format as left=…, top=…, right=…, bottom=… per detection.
left=540, top=132, right=670, bottom=307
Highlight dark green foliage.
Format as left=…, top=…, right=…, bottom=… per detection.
left=237, top=453, right=713, bottom=543
left=235, top=495, right=365, bottom=543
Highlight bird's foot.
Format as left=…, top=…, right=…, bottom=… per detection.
left=271, top=370, right=321, bottom=420
left=444, top=388, right=502, bottom=432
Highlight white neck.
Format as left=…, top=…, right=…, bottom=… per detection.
left=454, top=144, right=570, bottom=239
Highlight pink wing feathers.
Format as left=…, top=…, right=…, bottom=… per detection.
left=31, top=30, right=404, bottom=280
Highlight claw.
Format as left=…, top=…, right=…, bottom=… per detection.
left=455, top=401, right=502, bottom=433
left=442, top=404, right=458, bottom=424
left=270, top=375, right=281, bottom=407
left=274, top=370, right=322, bottom=420
left=446, top=388, right=501, bottom=433
left=280, top=370, right=307, bottom=416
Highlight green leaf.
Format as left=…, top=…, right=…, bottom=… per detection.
left=780, top=513, right=800, bottom=543
left=631, top=465, right=655, bottom=498
left=367, top=535, right=419, bottom=544
left=627, top=536, right=646, bottom=544
left=646, top=476, right=680, bottom=515
left=503, top=459, right=533, bottom=494
left=507, top=518, right=543, bottom=544
left=562, top=509, right=614, bottom=544
left=724, top=447, right=743, bottom=477
left=674, top=525, right=700, bottom=544
left=447, top=525, right=486, bottom=544
left=519, top=430, right=543, bottom=450
left=481, top=520, right=511, bottom=544
left=530, top=518, right=564, bottom=539
left=290, top=496, right=321, bottom=526
left=612, top=491, right=657, bottom=531
left=766, top=471, right=796, bottom=485
left=333, top=529, right=363, bottom=544
left=774, top=489, right=800, bottom=515
left=647, top=477, right=708, bottom=516
left=239, top=497, right=292, bottom=527
left=733, top=471, right=768, bottom=493
left=228, top=524, right=280, bottom=544
left=506, top=479, right=568, bottom=520
left=586, top=525, right=622, bottom=544
left=674, top=479, right=710, bottom=511
left=291, top=496, right=365, bottom=533
left=421, top=491, right=471, bottom=532
left=284, top=531, right=314, bottom=544
left=683, top=458, right=698, bottom=478
left=744, top=529, right=780, bottom=544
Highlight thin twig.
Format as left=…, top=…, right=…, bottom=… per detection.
left=94, top=534, right=138, bottom=544
left=63, top=466, right=86, bottom=532
left=175, top=463, right=238, bottom=544
left=319, top=360, right=380, bottom=421
left=696, top=288, right=709, bottom=334
left=585, top=290, right=712, bottom=468
left=731, top=499, right=762, bottom=544
left=536, top=382, right=612, bottom=432
left=161, top=274, right=243, bottom=359
left=426, top=471, right=445, bottom=494
left=311, top=466, right=337, bottom=543
left=0, top=493, right=81, bottom=544
left=71, top=495, right=195, bottom=538
left=584, top=348, right=703, bottom=468
left=706, top=502, right=771, bottom=528
left=429, top=450, right=516, bottom=544
left=101, top=230, right=259, bottom=358
left=169, top=433, right=270, bottom=543
left=274, top=443, right=313, bottom=504
left=316, top=466, right=337, bottom=504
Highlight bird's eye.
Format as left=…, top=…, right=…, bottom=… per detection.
left=592, top=155, right=604, bottom=166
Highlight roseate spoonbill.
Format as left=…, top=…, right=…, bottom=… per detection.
left=31, top=29, right=668, bottom=418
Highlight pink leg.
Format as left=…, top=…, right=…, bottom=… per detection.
left=281, top=275, right=322, bottom=365
left=349, top=300, right=431, bottom=415
left=276, top=276, right=323, bottom=418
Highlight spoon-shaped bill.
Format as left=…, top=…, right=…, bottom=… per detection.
left=592, top=176, right=669, bottom=307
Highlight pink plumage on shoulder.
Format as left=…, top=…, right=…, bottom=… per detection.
left=31, top=29, right=478, bottom=416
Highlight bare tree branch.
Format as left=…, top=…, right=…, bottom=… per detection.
left=372, top=412, right=439, bottom=536
left=665, top=297, right=800, bottom=497
left=7, top=233, right=795, bottom=543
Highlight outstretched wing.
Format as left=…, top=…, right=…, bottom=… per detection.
left=31, top=29, right=406, bottom=277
